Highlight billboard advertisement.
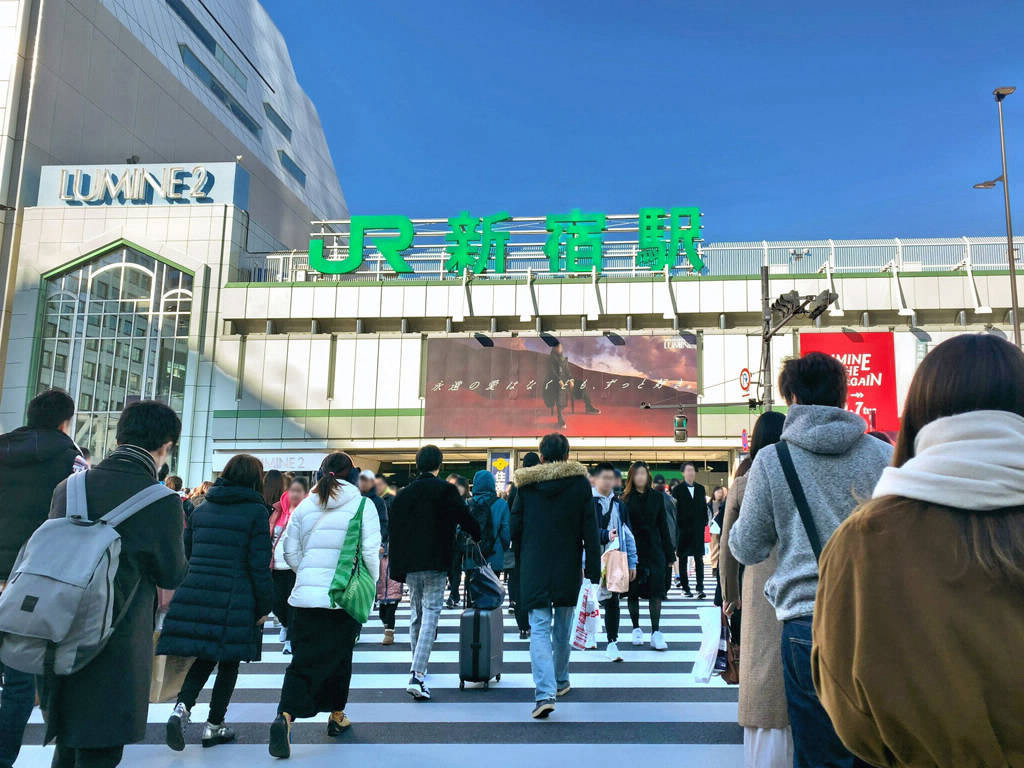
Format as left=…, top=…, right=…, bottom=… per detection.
left=424, top=336, right=698, bottom=438
left=799, top=332, right=899, bottom=432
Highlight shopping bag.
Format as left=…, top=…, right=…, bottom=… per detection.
left=466, top=544, right=507, bottom=610
left=715, top=611, right=739, bottom=684
left=601, top=542, right=630, bottom=594
left=149, top=632, right=194, bottom=703
left=571, top=579, right=601, bottom=650
left=693, top=606, right=722, bottom=684
left=376, top=555, right=403, bottom=603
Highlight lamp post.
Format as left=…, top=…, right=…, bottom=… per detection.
left=974, top=86, right=1022, bottom=347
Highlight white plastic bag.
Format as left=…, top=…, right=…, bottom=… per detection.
left=571, top=579, right=601, bottom=650
left=693, top=605, right=723, bottom=683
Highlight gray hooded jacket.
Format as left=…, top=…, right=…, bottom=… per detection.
left=728, top=404, right=892, bottom=621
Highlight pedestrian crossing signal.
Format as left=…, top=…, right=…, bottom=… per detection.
left=673, top=413, right=688, bottom=442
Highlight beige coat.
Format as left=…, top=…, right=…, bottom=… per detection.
left=720, top=474, right=789, bottom=730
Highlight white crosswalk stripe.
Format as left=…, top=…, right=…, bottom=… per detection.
left=18, top=566, right=742, bottom=767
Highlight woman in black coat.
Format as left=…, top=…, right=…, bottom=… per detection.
left=622, top=462, right=675, bottom=651
left=158, top=455, right=274, bottom=751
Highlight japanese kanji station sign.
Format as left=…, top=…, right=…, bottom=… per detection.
left=308, top=207, right=704, bottom=277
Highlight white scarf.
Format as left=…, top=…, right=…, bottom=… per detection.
left=872, top=410, right=1024, bottom=511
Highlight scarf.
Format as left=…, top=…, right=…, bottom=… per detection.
left=872, top=410, right=1024, bottom=511
left=108, top=444, right=158, bottom=479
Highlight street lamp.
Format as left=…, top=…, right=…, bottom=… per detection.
left=974, top=86, right=1022, bottom=347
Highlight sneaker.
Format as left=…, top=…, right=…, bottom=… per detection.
left=697, top=592, right=707, bottom=600
left=519, top=629, right=531, bottom=640
left=683, top=589, right=694, bottom=598
left=585, top=636, right=598, bottom=650
left=269, top=713, right=291, bottom=759
left=406, top=675, right=431, bottom=700
left=202, top=722, right=236, bottom=748
left=531, top=699, right=556, bottom=719
left=166, top=702, right=189, bottom=752
left=605, top=641, right=623, bottom=662
left=283, top=640, right=292, bottom=655
left=278, top=626, right=288, bottom=643
left=556, top=683, right=571, bottom=697
left=382, top=628, right=395, bottom=646
left=650, top=631, right=668, bottom=651
left=326, top=711, right=351, bottom=737
left=631, top=628, right=644, bottom=646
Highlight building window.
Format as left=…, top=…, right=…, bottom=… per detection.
left=178, top=44, right=262, bottom=139
left=278, top=150, right=306, bottom=187
left=263, top=103, right=292, bottom=140
left=35, top=247, right=194, bottom=462
left=166, top=0, right=247, bottom=90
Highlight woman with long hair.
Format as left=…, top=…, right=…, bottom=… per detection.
left=182, top=479, right=213, bottom=521
left=268, top=452, right=381, bottom=759
left=263, top=470, right=285, bottom=515
left=160, top=454, right=274, bottom=751
left=720, top=410, right=791, bottom=768
left=621, top=461, right=676, bottom=651
left=813, top=334, right=1024, bottom=767
left=269, top=476, right=309, bottom=654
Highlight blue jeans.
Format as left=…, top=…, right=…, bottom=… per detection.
left=528, top=605, right=573, bottom=703
left=782, top=617, right=866, bottom=768
left=0, top=662, right=35, bottom=768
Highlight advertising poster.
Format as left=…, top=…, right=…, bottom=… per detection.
left=488, top=452, right=512, bottom=494
left=424, top=336, right=698, bottom=438
left=799, top=332, right=899, bottom=432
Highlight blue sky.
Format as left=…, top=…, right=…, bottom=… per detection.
left=263, top=1, right=1022, bottom=241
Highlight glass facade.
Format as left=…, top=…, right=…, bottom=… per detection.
left=35, top=247, right=194, bottom=459
left=277, top=150, right=306, bottom=187
left=166, top=0, right=248, bottom=91
left=179, top=44, right=262, bottom=139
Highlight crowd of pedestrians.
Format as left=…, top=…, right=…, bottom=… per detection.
left=0, top=333, right=1021, bottom=766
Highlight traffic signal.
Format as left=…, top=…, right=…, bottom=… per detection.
left=673, top=412, right=688, bottom=442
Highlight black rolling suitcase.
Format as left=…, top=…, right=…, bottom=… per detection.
left=458, top=607, right=503, bottom=689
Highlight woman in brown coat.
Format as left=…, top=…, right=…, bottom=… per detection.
left=813, top=334, right=1024, bottom=768
left=720, top=410, right=791, bottom=768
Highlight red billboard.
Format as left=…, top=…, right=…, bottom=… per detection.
left=799, top=332, right=899, bottom=432
left=423, top=336, right=698, bottom=438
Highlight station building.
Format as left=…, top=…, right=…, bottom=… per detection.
left=1, top=2, right=1020, bottom=488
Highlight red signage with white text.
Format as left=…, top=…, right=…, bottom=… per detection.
left=799, top=332, right=899, bottom=432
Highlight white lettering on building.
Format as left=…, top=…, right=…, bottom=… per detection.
left=58, top=165, right=212, bottom=204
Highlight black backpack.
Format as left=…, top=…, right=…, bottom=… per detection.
left=465, top=498, right=497, bottom=560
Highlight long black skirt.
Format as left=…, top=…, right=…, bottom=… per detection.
left=277, top=607, right=360, bottom=719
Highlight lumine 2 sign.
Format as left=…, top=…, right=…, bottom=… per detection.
left=309, top=207, right=704, bottom=276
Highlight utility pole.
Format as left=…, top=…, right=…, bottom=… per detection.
left=996, top=90, right=1022, bottom=347
left=760, top=265, right=773, bottom=411
left=757, top=275, right=838, bottom=411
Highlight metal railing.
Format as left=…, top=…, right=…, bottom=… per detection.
left=237, top=235, right=1021, bottom=283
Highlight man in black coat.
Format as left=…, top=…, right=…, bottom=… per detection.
left=388, top=445, right=481, bottom=701
left=511, top=433, right=600, bottom=719
left=0, top=390, right=86, bottom=768
left=45, top=401, right=188, bottom=767
left=672, top=461, right=708, bottom=598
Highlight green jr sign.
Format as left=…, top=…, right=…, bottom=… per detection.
left=309, top=206, right=703, bottom=275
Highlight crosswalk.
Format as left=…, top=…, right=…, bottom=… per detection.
left=16, top=569, right=742, bottom=767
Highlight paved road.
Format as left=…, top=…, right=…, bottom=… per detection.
left=18, top=569, right=741, bottom=767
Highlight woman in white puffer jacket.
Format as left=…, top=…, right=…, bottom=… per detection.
left=268, top=452, right=380, bottom=759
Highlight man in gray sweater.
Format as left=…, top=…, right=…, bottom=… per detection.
left=729, top=352, right=891, bottom=768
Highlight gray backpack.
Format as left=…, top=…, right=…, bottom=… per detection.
left=0, top=471, right=176, bottom=676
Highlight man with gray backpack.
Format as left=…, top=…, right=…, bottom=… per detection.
left=0, top=401, right=187, bottom=767
left=0, top=390, right=87, bottom=768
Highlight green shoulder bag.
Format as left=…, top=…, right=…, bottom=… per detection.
left=328, top=497, right=376, bottom=623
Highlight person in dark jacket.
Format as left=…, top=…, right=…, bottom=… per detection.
left=0, top=390, right=85, bottom=768
left=672, top=462, right=708, bottom=598
left=45, top=401, right=188, bottom=768
left=159, top=454, right=274, bottom=751
left=443, top=474, right=470, bottom=608
left=388, top=446, right=481, bottom=700
left=506, top=451, right=540, bottom=638
left=622, top=462, right=675, bottom=651
left=511, top=433, right=601, bottom=720
left=462, top=469, right=511, bottom=574
left=359, top=469, right=400, bottom=645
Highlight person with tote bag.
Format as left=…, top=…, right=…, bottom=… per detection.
left=267, top=452, right=380, bottom=759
